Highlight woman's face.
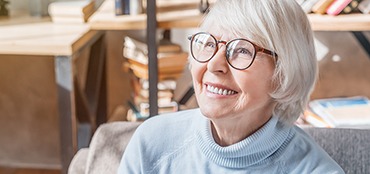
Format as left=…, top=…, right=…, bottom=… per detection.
left=190, top=30, right=276, bottom=121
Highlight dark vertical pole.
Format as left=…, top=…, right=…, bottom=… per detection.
left=147, top=0, right=158, bottom=116
left=352, top=31, right=370, bottom=59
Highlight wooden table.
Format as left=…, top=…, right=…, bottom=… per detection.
left=0, top=22, right=105, bottom=174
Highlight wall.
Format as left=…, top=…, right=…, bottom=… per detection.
left=312, top=31, right=370, bottom=99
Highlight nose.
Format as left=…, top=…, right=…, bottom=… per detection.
left=206, top=43, right=229, bottom=74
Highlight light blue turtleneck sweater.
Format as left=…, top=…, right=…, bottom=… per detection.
left=117, top=109, right=344, bottom=174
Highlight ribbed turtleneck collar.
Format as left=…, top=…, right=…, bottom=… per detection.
left=195, top=113, right=293, bottom=169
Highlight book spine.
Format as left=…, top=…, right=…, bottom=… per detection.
left=130, top=0, right=143, bottom=15
left=303, top=110, right=333, bottom=127
left=312, top=0, right=336, bottom=14
left=115, top=0, right=130, bottom=15
left=115, top=0, right=123, bottom=15
left=123, top=0, right=130, bottom=15
left=301, top=0, right=321, bottom=13
left=326, top=0, right=352, bottom=15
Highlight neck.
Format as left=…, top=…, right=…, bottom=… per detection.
left=210, top=111, right=273, bottom=146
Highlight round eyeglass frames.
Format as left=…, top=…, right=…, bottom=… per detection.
left=188, top=32, right=278, bottom=70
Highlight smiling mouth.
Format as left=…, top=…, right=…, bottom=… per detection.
left=206, top=84, right=237, bottom=95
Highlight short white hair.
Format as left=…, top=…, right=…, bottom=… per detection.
left=200, top=0, right=317, bottom=125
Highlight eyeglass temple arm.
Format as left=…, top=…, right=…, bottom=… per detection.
left=187, top=35, right=193, bottom=41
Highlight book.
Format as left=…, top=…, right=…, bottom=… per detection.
left=128, top=62, right=184, bottom=80
left=124, top=36, right=182, bottom=59
left=312, top=0, right=335, bottom=14
left=124, top=47, right=187, bottom=68
left=302, top=109, right=333, bottom=127
left=130, top=77, right=176, bottom=98
left=139, top=101, right=179, bottom=117
left=308, top=96, right=370, bottom=128
left=115, top=0, right=130, bottom=15
left=301, top=0, right=320, bottom=13
left=127, top=101, right=146, bottom=121
left=358, top=0, right=370, bottom=13
left=126, top=101, right=179, bottom=121
left=140, top=79, right=177, bottom=91
left=135, top=79, right=176, bottom=105
left=48, top=0, right=95, bottom=23
left=123, top=36, right=188, bottom=80
left=48, top=0, right=95, bottom=17
left=326, top=0, right=352, bottom=15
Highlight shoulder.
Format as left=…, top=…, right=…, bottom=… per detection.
left=130, top=108, right=202, bottom=148
left=119, top=109, right=203, bottom=173
left=135, top=108, right=201, bottom=135
left=280, top=126, right=344, bottom=173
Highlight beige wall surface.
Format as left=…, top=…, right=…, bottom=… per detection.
left=312, top=31, right=370, bottom=99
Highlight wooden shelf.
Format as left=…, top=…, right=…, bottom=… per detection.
left=89, top=0, right=370, bottom=31
left=308, top=14, right=370, bottom=31
left=88, top=0, right=202, bottom=30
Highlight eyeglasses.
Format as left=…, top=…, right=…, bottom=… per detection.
left=188, top=32, right=278, bottom=70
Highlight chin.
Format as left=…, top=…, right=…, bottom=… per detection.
left=199, top=106, right=228, bottom=120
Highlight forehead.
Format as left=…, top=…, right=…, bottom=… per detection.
left=202, top=27, right=235, bottom=41
left=201, top=20, right=256, bottom=42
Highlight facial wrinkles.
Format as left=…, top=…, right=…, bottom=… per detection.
left=234, top=93, right=247, bottom=111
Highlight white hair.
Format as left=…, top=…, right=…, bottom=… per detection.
left=200, top=0, right=317, bottom=125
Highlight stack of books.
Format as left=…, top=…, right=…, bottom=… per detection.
left=126, top=79, right=179, bottom=121
left=123, top=36, right=188, bottom=80
left=123, top=36, right=188, bottom=121
left=48, top=0, right=95, bottom=24
left=297, top=0, right=370, bottom=15
left=301, top=96, right=370, bottom=128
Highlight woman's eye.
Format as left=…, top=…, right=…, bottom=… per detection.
left=235, top=48, right=252, bottom=56
left=205, top=42, right=216, bottom=48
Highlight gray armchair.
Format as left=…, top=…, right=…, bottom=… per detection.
left=68, top=121, right=370, bottom=174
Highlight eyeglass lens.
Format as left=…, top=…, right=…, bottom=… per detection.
left=191, top=33, right=256, bottom=70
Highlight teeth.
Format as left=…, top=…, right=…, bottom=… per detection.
left=222, top=90, right=227, bottom=95
left=218, top=89, right=223, bottom=95
left=206, top=85, right=236, bottom=95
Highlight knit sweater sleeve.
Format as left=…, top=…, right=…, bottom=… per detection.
left=117, top=109, right=199, bottom=174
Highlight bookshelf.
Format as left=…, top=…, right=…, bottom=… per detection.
left=308, top=13, right=370, bottom=31
left=89, top=0, right=370, bottom=116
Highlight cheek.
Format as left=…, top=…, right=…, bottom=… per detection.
left=235, top=67, right=275, bottom=99
left=189, top=60, right=205, bottom=83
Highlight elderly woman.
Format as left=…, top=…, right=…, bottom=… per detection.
left=118, top=0, right=344, bottom=173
